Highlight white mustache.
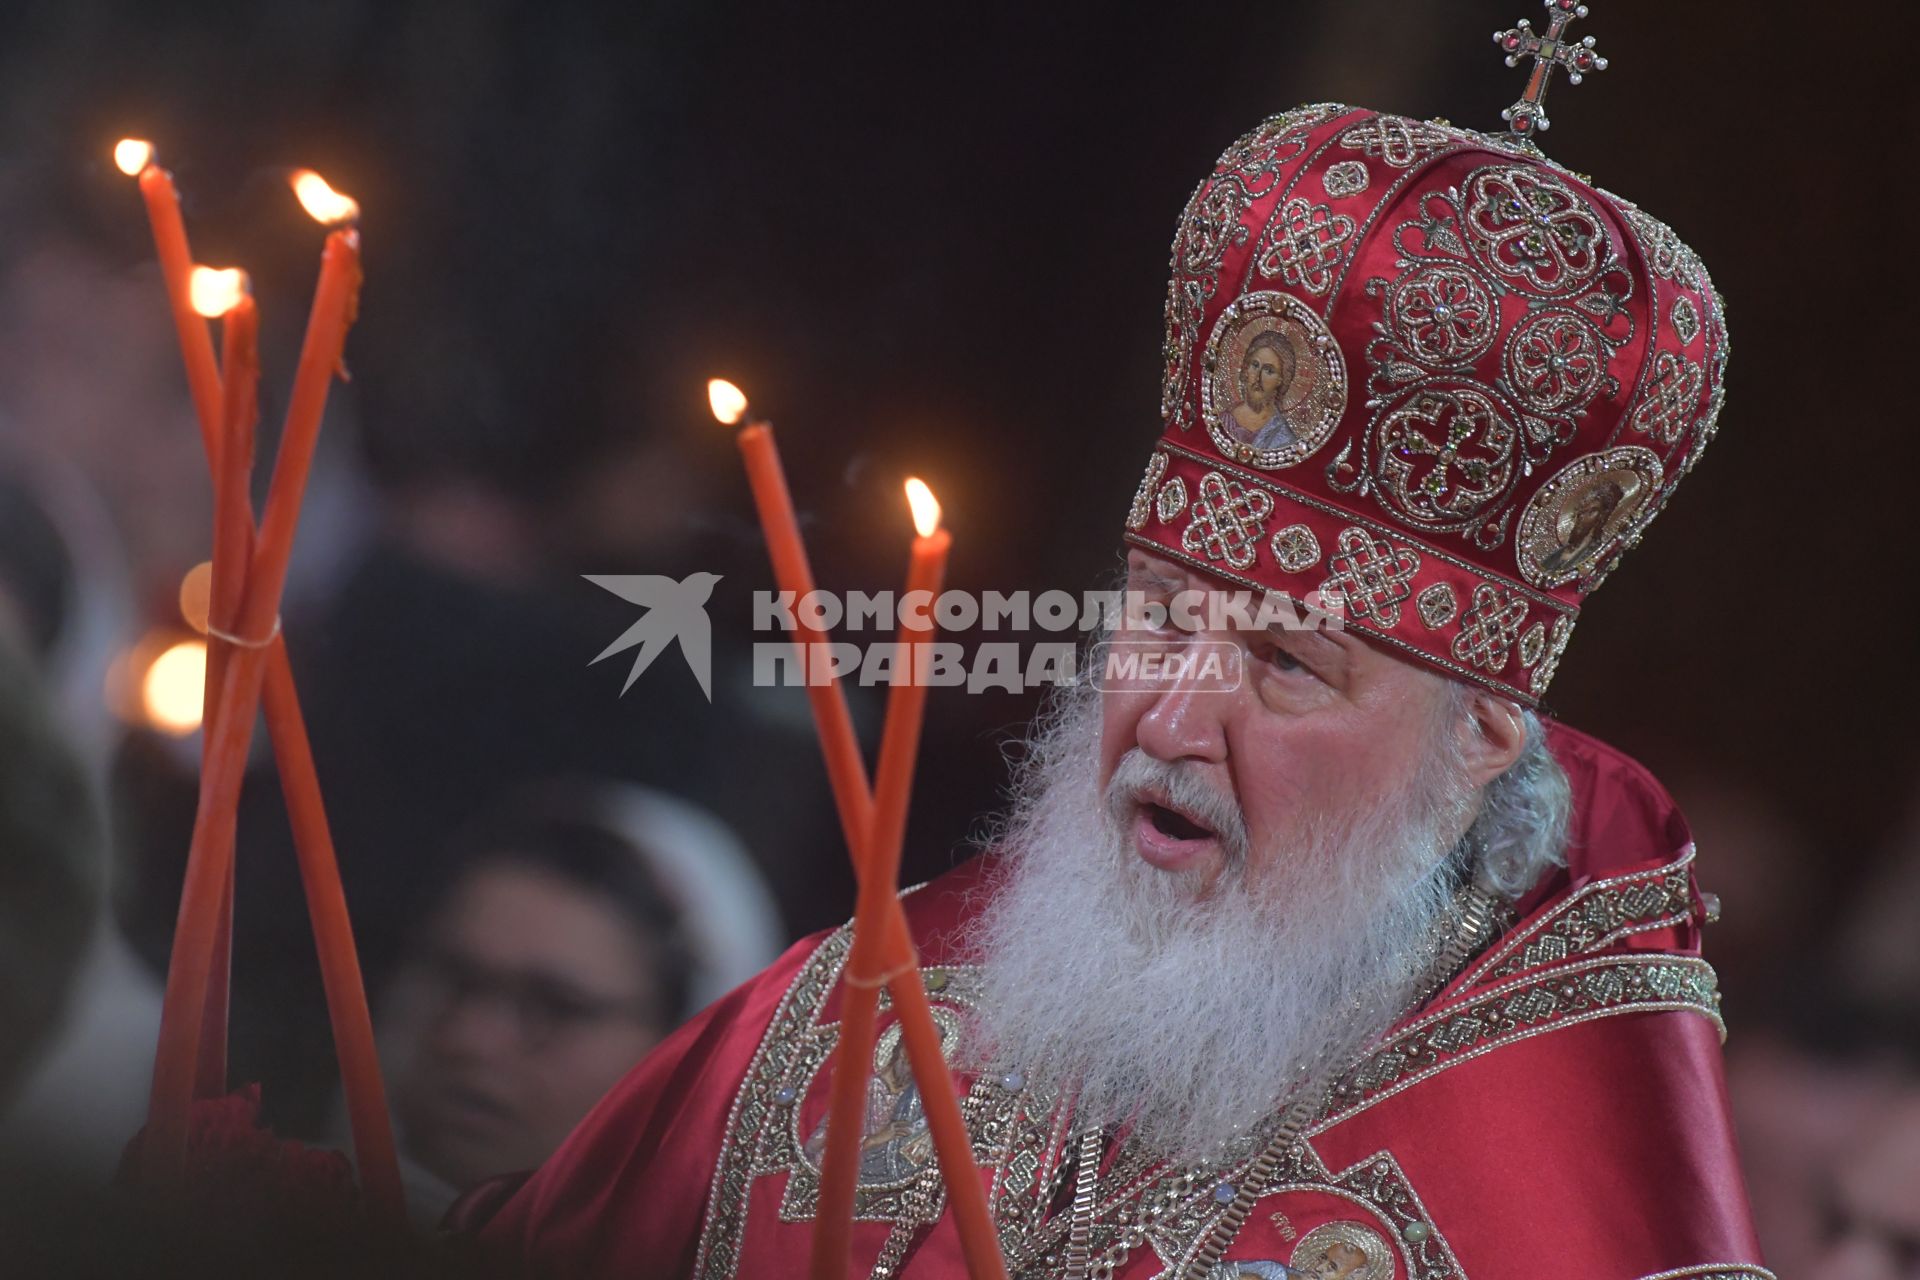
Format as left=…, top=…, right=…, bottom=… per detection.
left=1104, top=749, right=1252, bottom=869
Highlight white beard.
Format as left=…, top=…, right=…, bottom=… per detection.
left=963, top=680, right=1473, bottom=1163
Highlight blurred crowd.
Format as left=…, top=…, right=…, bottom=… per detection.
left=1, top=0, right=1915, bottom=1275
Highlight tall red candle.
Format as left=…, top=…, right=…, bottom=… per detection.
left=814, top=485, right=1002, bottom=1280
left=878, top=524, right=1003, bottom=1280
left=195, top=280, right=259, bottom=1097
left=715, top=386, right=875, bottom=844
left=813, top=484, right=946, bottom=1280
left=863, top=480, right=948, bottom=921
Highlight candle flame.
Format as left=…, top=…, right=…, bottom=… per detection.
left=189, top=267, right=249, bottom=317
left=142, top=639, right=207, bottom=736
left=114, top=138, right=154, bottom=176
left=905, top=477, right=942, bottom=538
left=707, top=378, right=749, bottom=426
left=290, top=169, right=360, bottom=225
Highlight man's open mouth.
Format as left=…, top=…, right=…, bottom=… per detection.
left=1129, top=789, right=1225, bottom=874
left=1142, top=799, right=1217, bottom=842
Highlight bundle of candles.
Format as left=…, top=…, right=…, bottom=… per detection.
left=113, top=139, right=403, bottom=1226
left=711, top=382, right=1008, bottom=1279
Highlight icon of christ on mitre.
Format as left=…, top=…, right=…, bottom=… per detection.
left=466, top=5, right=1766, bottom=1277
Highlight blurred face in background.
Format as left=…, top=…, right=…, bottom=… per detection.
left=388, top=858, right=666, bottom=1190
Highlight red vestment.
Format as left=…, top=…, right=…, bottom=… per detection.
left=474, top=724, right=1768, bottom=1279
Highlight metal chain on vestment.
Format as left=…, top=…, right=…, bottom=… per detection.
left=1063, top=1128, right=1103, bottom=1275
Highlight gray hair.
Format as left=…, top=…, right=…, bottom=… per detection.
left=1447, top=682, right=1572, bottom=899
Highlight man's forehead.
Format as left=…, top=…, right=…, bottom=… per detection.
left=1128, top=548, right=1298, bottom=606
left=1125, top=550, right=1355, bottom=642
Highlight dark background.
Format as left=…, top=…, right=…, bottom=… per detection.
left=1, top=0, right=1912, bottom=1151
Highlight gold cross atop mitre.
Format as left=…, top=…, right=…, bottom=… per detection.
left=1494, top=0, right=1610, bottom=139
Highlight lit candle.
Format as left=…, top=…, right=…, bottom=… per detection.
left=240, top=182, right=403, bottom=1222
left=815, top=483, right=1006, bottom=1280
left=255, top=228, right=361, bottom=590
left=876, top=490, right=1001, bottom=1280
left=710, top=378, right=875, bottom=841
left=812, top=482, right=946, bottom=1280
left=190, top=268, right=258, bottom=1098
left=872, top=482, right=950, bottom=886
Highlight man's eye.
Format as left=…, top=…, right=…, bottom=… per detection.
left=1257, top=641, right=1304, bottom=673
left=1129, top=598, right=1175, bottom=631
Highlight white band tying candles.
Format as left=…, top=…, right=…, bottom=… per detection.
left=205, top=615, right=282, bottom=649
left=843, top=958, right=917, bottom=990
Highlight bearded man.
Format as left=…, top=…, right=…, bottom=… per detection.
left=470, top=87, right=1765, bottom=1280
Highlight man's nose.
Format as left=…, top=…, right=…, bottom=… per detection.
left=1134, top=673, right=1229, bottom=766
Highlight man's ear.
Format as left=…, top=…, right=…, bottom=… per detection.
left=1456, top=688, right=1527, bottom=788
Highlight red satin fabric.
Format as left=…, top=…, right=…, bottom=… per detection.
left=473, top=724, right=1763, bottom=1277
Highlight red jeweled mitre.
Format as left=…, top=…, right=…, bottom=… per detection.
left=1122, top=103, right=1726, bottom=705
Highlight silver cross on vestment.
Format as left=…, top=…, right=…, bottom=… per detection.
left=1494, top=0, right=1610, bottom=138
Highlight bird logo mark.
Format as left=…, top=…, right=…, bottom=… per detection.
left=584, top=572, right=722, bottom=700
